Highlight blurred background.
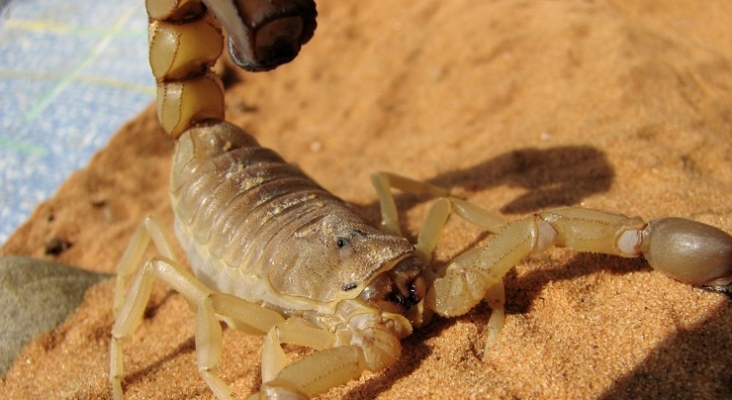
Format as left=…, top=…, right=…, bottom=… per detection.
left=0, top=0, right=154, bottom=243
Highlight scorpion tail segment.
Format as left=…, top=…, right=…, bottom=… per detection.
left=147, top=0, right=226, bottom=138
left=155, top=72, right=225, bottom=139
left=203, top=0, right=317, bottom=71
left=146, top=0, right=206, bottom=21
left=640, top=218, right=732, bottom=287
left=146, top=0, right=317, bottom=137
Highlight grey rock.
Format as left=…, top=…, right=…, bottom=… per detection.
left=0, top=255, right=112, bottom=375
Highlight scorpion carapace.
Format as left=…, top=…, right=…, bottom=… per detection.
left=110, top=0, right=732, bottom=399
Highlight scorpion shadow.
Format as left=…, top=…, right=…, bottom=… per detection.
left=422, top=144, right=614, bottom=214
left=489, top=250, right=731, bottom=398
left=354, top=144, right=615, bottom=229
left=599, top=300, right=732, bottom=399
left=350, top=145, right=731, bottom=398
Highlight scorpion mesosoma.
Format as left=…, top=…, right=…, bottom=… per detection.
left=110, top=0, right=732, bottom=399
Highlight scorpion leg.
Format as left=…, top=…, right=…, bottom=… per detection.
left=247, top=319, right=401, bottom=399
left=113, top=215, right=176, bottom=315
left=250, top=346, right=366, bottom=400
left=371, top=171, right=449, bottom=236
left=248, top=318, right=366, bottom=399
left=413, top=197, right=508, bottom=347
left=249, top=306, right=409, bottom=399
left=111, top=217, right=286, bottom=400
left=427, top=207, right=732, bottom=352
left=260, top=318, right=336, bottom=382
left=370, top=171, right=507, bottom=242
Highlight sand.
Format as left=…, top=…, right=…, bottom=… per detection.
left=2, top=1, right=731, bottom=399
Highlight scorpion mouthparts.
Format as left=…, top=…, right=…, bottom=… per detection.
left=389, top=257, right=426, bottom=308
left=358, top=257, right=426, bottom=314
left=385, top=278, right=425, bottom=309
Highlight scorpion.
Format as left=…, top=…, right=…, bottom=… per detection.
left=110, top=0, right=732, bottom=399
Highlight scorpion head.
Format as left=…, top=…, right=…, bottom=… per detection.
left=308, top=215, right=426, bottom=314
left=326, top=221, right=426, bottom=315
left=203, top=0, right=317, bottom=71
left=279, top=212, right=423, bottom=308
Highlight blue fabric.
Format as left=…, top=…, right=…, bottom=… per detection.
left=0, top=0, right=154, bottom=243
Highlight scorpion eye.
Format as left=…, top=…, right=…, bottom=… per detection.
left=336, top=237, right=349, bottom=248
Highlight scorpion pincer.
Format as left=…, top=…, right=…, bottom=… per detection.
left=110, top=0, right=732, bottom=399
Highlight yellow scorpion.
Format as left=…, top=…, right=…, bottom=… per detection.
left=110, top=0, right=732, bottom=399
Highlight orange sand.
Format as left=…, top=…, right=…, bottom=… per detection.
left=2, top=1, right=731, bottom=399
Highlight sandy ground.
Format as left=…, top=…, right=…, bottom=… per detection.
left=2, top=1, right=731, bottom=399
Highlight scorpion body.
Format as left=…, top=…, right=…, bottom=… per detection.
left=110, top=0, right=732, bottom=399
left=171, top=122, right=417, bottom=316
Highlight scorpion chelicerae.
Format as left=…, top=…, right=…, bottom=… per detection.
left=110, top=0, right=732, bottom=399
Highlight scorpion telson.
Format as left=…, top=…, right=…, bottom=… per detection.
left=204, top=0, right=317, bottom=71
left=110, top=0, right=732, bottom=398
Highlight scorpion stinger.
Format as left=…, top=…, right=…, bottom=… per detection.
left=202, top=0, right=317, bottom=71
left=110, top=0, right=732, bottom=399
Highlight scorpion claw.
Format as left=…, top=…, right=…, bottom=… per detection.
left=641, top=218, right=732, bottom=287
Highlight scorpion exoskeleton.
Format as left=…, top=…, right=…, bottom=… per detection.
left=110, top=0, right=732, bottom=399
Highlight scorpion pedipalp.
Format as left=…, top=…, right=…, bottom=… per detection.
left=641, top=218, right=732, bottom=287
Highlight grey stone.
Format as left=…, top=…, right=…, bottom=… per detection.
left=0, top=256, right=112, bottom=375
